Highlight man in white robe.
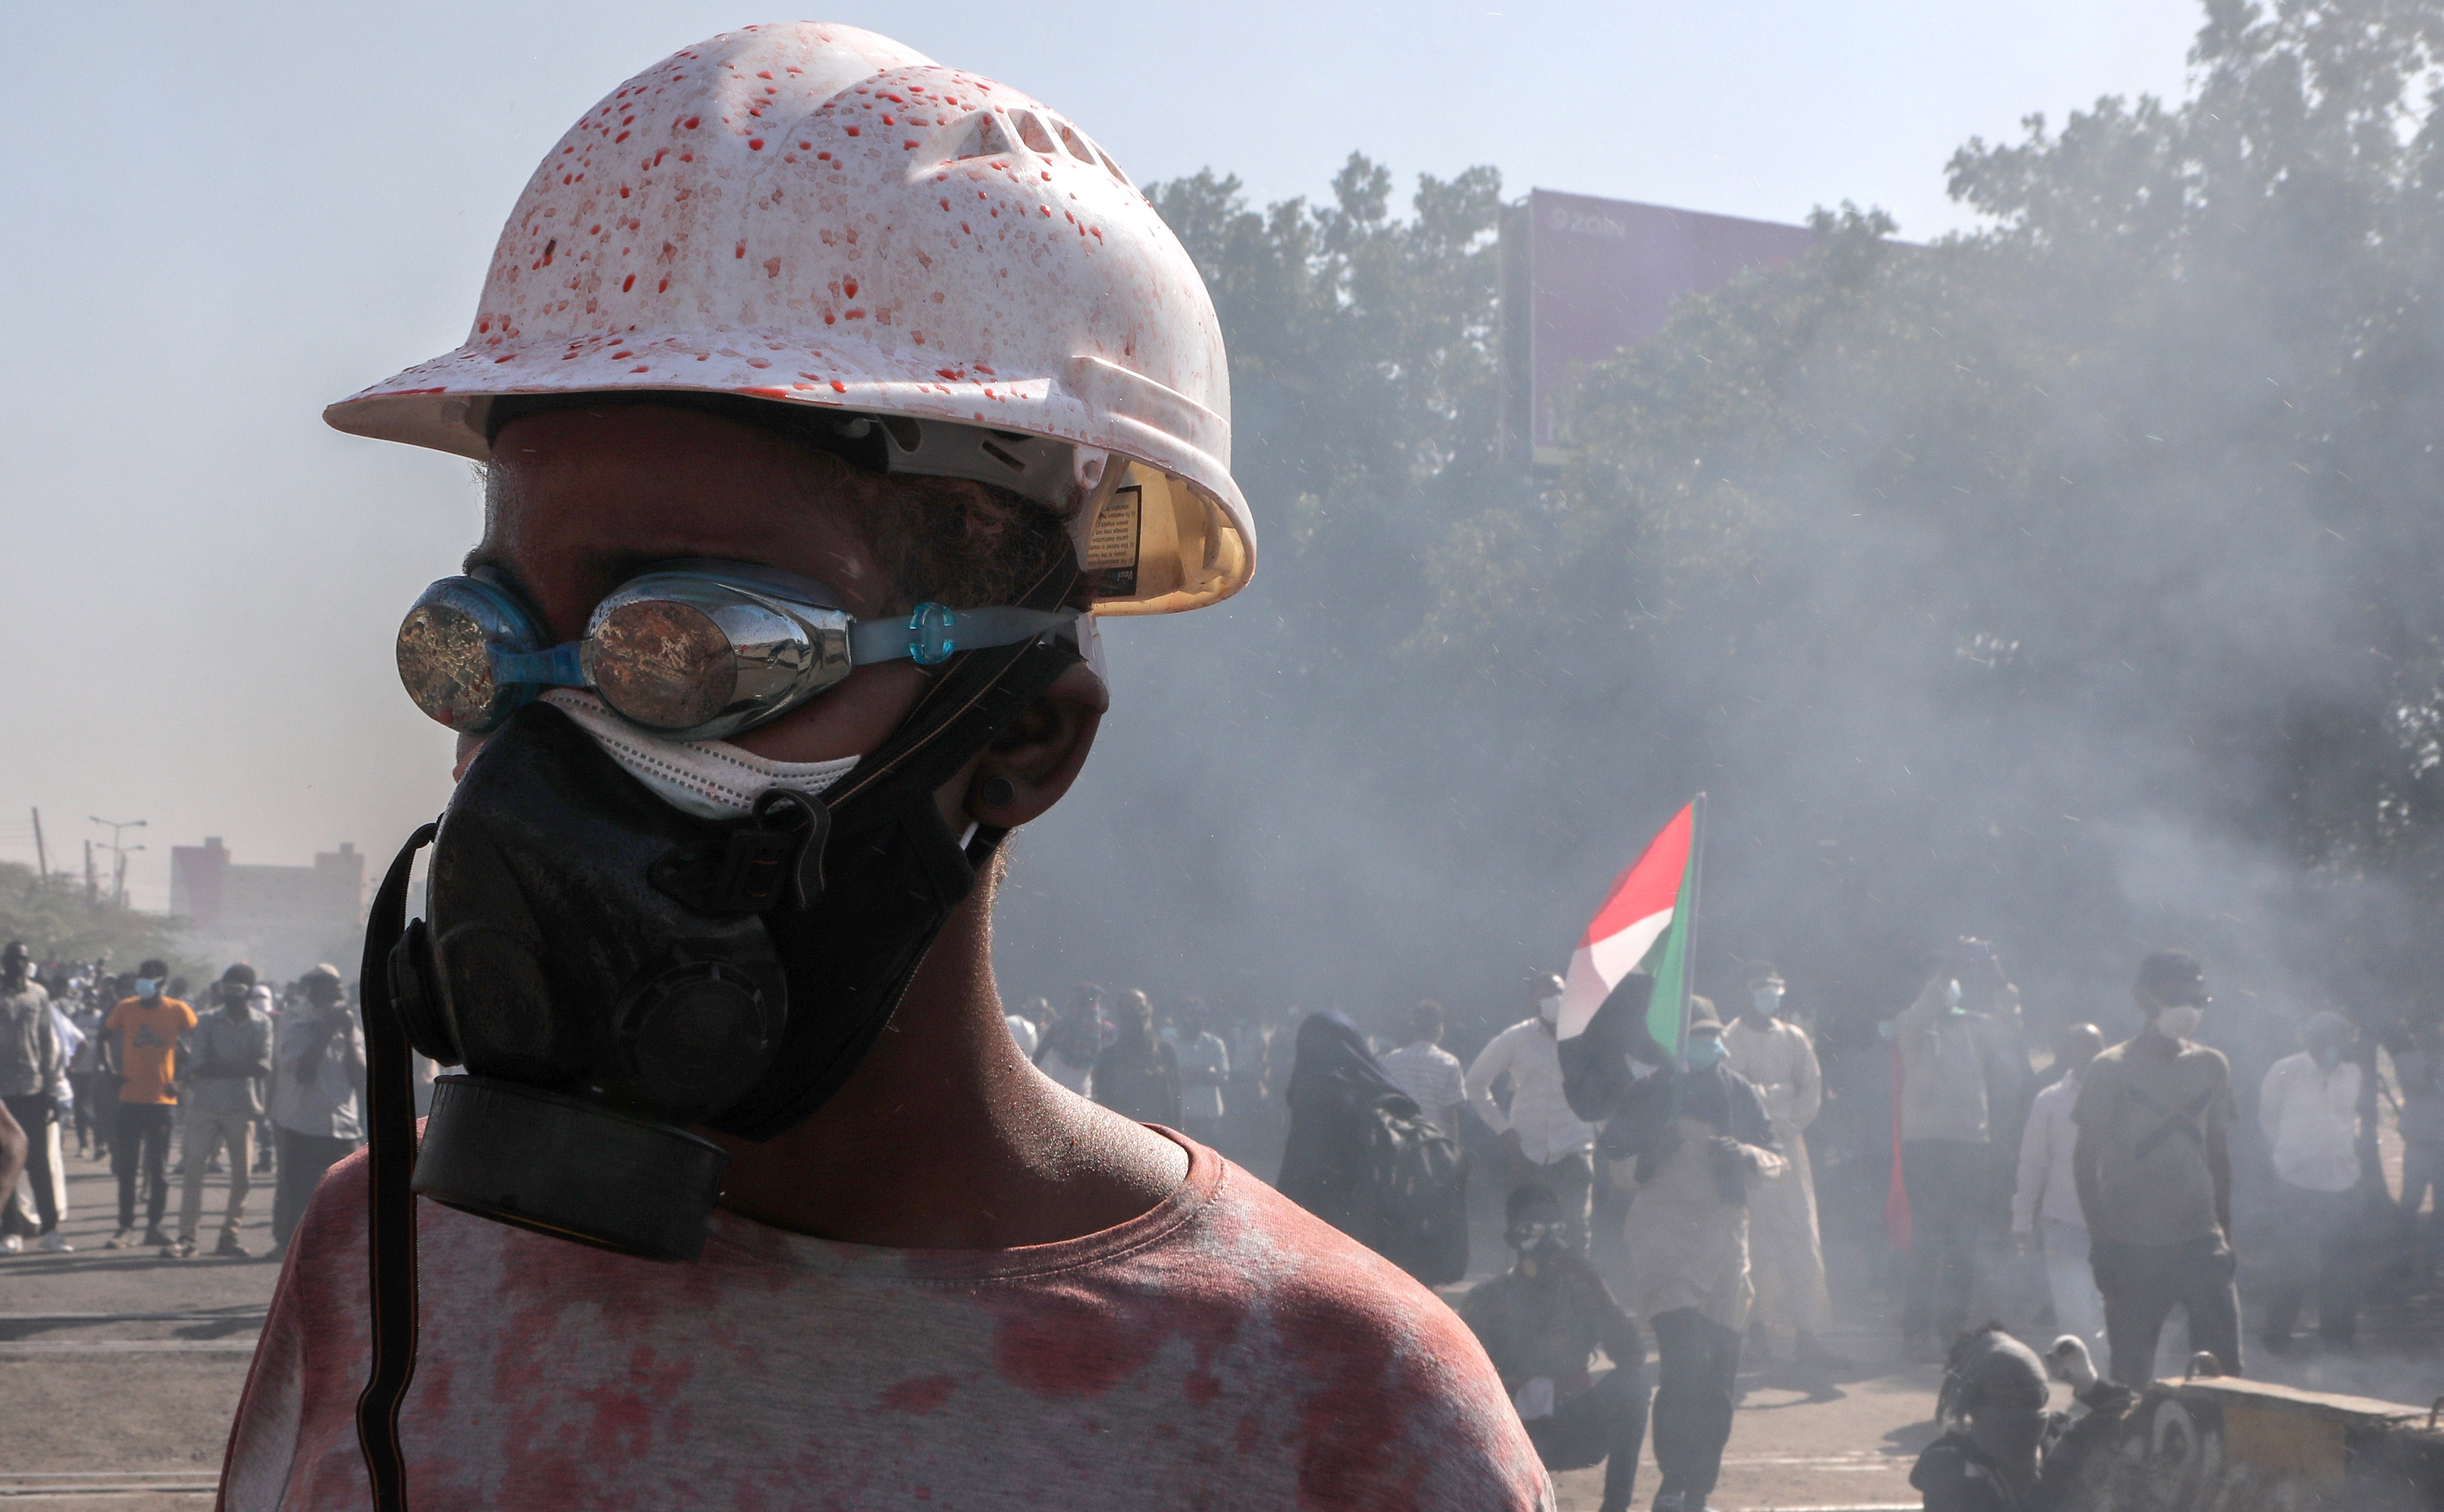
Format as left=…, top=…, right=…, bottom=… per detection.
left=1722, top=963, right=1840, bottom=1365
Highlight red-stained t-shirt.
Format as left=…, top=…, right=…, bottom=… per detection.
left=221, top=1131, right=1552, bottom=1511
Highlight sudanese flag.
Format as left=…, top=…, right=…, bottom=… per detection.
left=1555, top=798, right=1701, bottom=1057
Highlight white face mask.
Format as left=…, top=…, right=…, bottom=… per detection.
left=1751, top=987, right=1784, bottom=1017
left=2156, top=1004, right=2205, bottom=1040
left=545, top=690, right=860, bottom=820
left=1537, top=994, right=1564, bottom=1024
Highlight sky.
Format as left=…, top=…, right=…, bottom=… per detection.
left=0, top=0, right=2199, bottom=910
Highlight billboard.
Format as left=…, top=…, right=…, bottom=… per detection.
left=1499, top=190, right=1818, bottom=469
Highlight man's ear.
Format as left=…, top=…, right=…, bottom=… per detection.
left=961, top=661, right=1108, bottom=828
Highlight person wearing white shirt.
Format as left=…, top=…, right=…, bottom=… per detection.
left=1004, top=998, right=1043, bottom=1062
left=1466, top=975, right=1599, bottom=1245
left=1379, top=1001, right=1466, bottom=1136
left=1722, top=964, right=1838, bottom=1365
left=1032, top=986, right=1103, bottom=1099
left=2013, top=1022, right=2106, bottom=1359
left=1172, top=1002, right=1231, bottom=1147
left=2257, top=1012, right=2367, bottom=1350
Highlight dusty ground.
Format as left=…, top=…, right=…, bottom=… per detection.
left=8, top=1144, right=2438, bottom=1510
left=4, top=1154, right=276, bottom=1510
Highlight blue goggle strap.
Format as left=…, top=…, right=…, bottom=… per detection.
left=488, top=642, right=587, bottom=690
left=486, top=606, right=1079, bottom=688
left=849, top=604, right=1080, bottom=668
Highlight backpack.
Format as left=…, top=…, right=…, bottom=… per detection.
left=1354, top=1094, right=1469, bottom=1286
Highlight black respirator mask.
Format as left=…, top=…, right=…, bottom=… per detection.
left=362, top=559, right=1084, bottom=1264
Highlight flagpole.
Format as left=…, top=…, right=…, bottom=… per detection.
left=1677, top=792, right=1707, bottom=1065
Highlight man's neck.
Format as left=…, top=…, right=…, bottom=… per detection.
left=706, top=882, right=1189, bottom=1250
left=1738, top=1013, right=1772, bottom=1032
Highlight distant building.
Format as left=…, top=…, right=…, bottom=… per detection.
left=1499, top=190, right=1819, bottom=470
left=170, top=838, right=365, bottom=981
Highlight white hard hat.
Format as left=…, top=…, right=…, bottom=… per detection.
left=326, top=23, right=1252, bottom=615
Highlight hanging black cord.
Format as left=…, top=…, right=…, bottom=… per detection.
left=355, top=822, right=437, bottom=1512
left=343, top=559, right=1081, bottom=1493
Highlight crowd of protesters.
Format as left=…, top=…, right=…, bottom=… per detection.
left=9, top=934, right=2433, bottom=1503
left=1084, top=939, right=2442, bottom=1511
left=0, top=944, right=363, bottom=1262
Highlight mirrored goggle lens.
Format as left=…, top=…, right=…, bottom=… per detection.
left=586, top=599, right=743, bottom=733
left=581, top=570, right=850, bottom=739
left=396, top=579, right=545, bottom=734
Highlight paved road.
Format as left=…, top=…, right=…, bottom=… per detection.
left=7, top=1150, right=1976, bottom=1509
left=5, top=1153, right=277, bottom=1510
left=1545, top=1337, right=1951, bottom=1511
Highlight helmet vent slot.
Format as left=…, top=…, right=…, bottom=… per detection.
left=1009, top=111, right=1057, bottom=156
left=1054, top=121, right=1096, bottom=163
left=952, top=112, right=1016, bottom=160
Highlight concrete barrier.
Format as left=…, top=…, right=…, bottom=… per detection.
left=2095, top=1375, right=2444, bottom=1510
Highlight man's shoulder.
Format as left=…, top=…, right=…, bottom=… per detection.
left=1458, top=1266, right=1524, bottom=1320
left=2181, top=1042, right=2233, bottom=1079
left=2087, top=1041, right=2136, bottom=1074
left=257, top=1149, right=1549, bottom=1510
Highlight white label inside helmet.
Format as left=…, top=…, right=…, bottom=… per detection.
left=543, top=691, right=858, bottom=820
left=1084, top=483, right=1141, bottom=598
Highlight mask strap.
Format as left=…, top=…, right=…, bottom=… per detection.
left=819, top=559, right=1083, bottom=839
left=354, top=821, right=437, bottom=1512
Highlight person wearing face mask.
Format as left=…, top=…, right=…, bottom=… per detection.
left=267, top=965, right=364, bottom=1256
left=102, top=960, right=195, bottom=1250
left=1608, top=996, right=1783, bottom=1512
left=171, top=964, right=275, bottom=1260
left=1891, top=938, right=2023, bottom=1360
left=2256, top=1010, right=2368, bottom=1352
left=1468, top=973, right=1602, bottom=1248
left=221, top=26, right=1542, bottom=1510
left=2070, top=950, right=2240, bottom=1382
left=1720, top=962, right=1837, bottom=1366
left=1463, top=1184, right=1649, bottom=1512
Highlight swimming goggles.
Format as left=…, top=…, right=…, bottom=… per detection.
left=396, top=559, right=1077, bottom=740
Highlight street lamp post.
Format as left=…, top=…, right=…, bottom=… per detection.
left=90, top=816, right=147, bottom=909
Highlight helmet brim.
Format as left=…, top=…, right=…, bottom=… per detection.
left=327, top=329, right=1253, bottom=615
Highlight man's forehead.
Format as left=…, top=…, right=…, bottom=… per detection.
left=476, top=406, right=889, bottom=610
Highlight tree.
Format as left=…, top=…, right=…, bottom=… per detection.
left=0, top=863, right=188, bottom=974
left=1434, top=0, right=2444, bottom=1032
left=999, top=0, right=2444, bottom=1057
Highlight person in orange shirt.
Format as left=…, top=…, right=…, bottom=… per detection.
left=102, top=960, right=195, bottom=1249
